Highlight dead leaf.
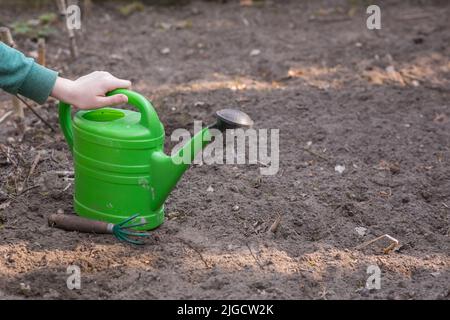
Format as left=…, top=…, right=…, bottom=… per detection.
left=433, top=113, right=448, bottom=124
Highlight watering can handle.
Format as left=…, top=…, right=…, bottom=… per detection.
left=58, top=89, right=164, bottom=152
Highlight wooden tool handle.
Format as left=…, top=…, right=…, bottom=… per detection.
left=48, top=214, right=112, bottom=234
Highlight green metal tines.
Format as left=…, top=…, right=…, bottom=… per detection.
left=112, top=214, right=151, bottom=245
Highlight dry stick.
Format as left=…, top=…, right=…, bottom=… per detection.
left=181, top=240, right=209, bottom=268
left=355, top=234, right=399, bottom=254
left=0, top=144, right=17, bottom=167
left=25, top=151, right=42, bottom=186
left=0, top=27, right=15, bottom=47
left=54, top=170, right=74, bottom=177
left=269, top=213, right=282, bottom=233
left=14, top=184, right=40, bottom=198
left=399, top=71, right=450, bottom=94
left=245, top=243, right=264, bottom=269
left=302, top=146, right=329, bottom=162
left=0, top=27, right=24, bottom=120
left=37, top=38, right=46, bottom=66
left=15, top=95, right=56, bottom=132
left=83, top=0, right=92, bottom=18
left=56, top=0, right=78, bottom=59
left=56, top=0, right=67, bottom=19
left=0, top=110, right=13, bottom=124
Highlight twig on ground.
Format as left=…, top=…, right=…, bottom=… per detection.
left=7, top=184, right=41, bottom=201
left=246, top=242, right=264, bottom=269
left=302, top=147, right=329, bottom=161
left=0, top=145, right=17, bottom=167
left=15, top=95, right=56, bottom=132
left=62, top=183, right=71, bottom=192
left=182, top=240, right=210, bottom=268
left=369, top=178, right=403, bottom=188
left=54, top=170, right=74, bottom=177
left=355, top=234, right=400, bottom=254
left=269, top=213, right=282, bottom=233
left=25, top=151, right=42, bottom=186
left=0, top=111, right=13, bottom=124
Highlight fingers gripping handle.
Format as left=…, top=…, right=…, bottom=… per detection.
left=58, top=89, right=164, bottom=153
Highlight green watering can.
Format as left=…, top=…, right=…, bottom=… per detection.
left=58, top=89, right=253, bottom=230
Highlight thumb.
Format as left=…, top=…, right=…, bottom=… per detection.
left=95, top=94, right=128, bottom=108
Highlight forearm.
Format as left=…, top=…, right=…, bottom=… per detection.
left=1, top=42, right=131, bottom=109
left=0, top=42, right=58, bottom=104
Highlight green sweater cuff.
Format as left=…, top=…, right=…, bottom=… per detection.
left=17, top=63, right=58, bottom=104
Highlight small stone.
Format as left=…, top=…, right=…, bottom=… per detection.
left=43, top=288, right=60, bottom=299
left=194, top=101, right=206, bottom=107
left=110, top=53, right=124, bottom=60
left=28, top=204, right=39, bottom=212
left=355, top=227, right=367, bottom=236
left=57, top=209, right=64, bottom=214
left=355, top=42, right=362, bottom=47
left=359, top=288, right=369, bottom=297
left=6, top=137, right=15, bottom=144
left=232, top=205, right=240, bottom=211
left=385, top=65, right=396, bottom=73
left=250, top=49, right=261, bottom=56
left=206, top=185, right=214, bottom=192
left=0, top=190, right=8, bottom=202
left=334, top=165, right=345, bottom=174
left=160, top=47, right=170, bottom=55
left=19, top=283, right=31, bottom=293
left=159, top=22, right=172, bottom=30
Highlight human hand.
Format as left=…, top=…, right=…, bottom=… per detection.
left=51, top=71, right=131, bottom=109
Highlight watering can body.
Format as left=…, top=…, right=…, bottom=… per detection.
left=59, top=89, right=211, bottom=230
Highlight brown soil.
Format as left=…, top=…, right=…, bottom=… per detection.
left=0, top=0, right=449, bottom=300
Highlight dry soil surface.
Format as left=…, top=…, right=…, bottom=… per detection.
left=0, top=0, right=449, bottom=299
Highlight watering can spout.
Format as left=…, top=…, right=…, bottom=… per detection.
left=149, top=127, right=211, bottom=210
left=149, top=109, right=254, bottom=211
